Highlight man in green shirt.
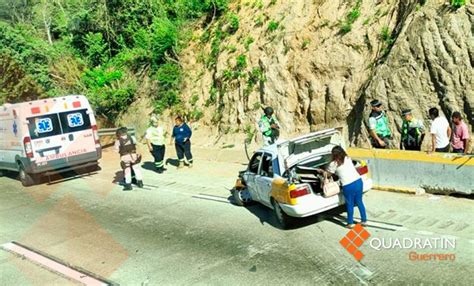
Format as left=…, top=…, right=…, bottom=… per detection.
left=146, top=115, right=166, bottom=173
left=400, top=109, right=425, bottom=151
left=258, top=107, right=280, bottom=146
left=368, top=99, right=392, bottom=149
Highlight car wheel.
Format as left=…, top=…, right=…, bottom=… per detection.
left=18, top=164, right=36, bottom=187
left=232, top=187, right=252, bottom=206
left=272, top=199, right=293, bottom=229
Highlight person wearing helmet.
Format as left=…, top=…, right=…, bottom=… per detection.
left=258, top=106, right=280, bottom=146
left=115, top=127, right=143, bottom=191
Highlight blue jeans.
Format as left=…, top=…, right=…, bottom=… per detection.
left=342, top=178, right=367, bottom=224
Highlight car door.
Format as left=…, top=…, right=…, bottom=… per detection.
left=243, top=152, right=263, bottom=202
left=255, top=152, right=275, bottom=208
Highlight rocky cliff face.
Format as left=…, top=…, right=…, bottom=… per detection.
left=178, top=0, right=473, bottom=147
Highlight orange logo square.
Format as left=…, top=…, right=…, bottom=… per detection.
left=339, top=224, right=370, bottom=261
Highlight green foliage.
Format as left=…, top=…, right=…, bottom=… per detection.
left=340, top=22, right=352, bottom=34
left=81, top=67, right=137, bottom=121
left=226, top=45, right=237, bottom=53
left=244, top=36, right=255, bottom=51
left=0, top=22, right=54, bottom=92
left=270, top=0, right=277, bottom=6
left=227, top=13, right=239, bottom=34
left=379, top=26, right=395, bottom=55
left=0, top=0, right=232, bottom=121
left=339, top=0, right=362, bottom=35
left=301, top=39, right=311, bottom=50
left=252, top=0, right=264, bottom=9
left=205, top=86, right=218, bottom=107
left=156, top=63, right=181, bottom=89
left=247, top=67, right=265, bottom=86
left=451, top=0, right=465, bottom=8
left=188, top=108, right=204, bottom=121
left=255, top=15, right=264, bottom=27
left=235, top=54, right=247, bottom=71
left=84, top=33, right=109, bottom=67
left=268, top=20, right=279, bottom=32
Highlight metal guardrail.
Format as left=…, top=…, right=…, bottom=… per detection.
left=97, top=128, right=136, bottom=137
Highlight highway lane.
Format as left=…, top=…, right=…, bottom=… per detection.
left=0, top=149, right=473, bottom=285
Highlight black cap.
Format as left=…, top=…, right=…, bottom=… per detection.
left=401, top=109, right=412, bottom=116
left=264, top=106, right=274, bottom=116
left=370, top=99, right=382, bottom=107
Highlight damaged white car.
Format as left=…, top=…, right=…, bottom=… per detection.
left=231, top=128, right=372, bottom=229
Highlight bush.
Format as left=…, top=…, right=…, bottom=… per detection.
left=227, top=13, right=239, bottom=33
left=244, top=36, right=254, bottom=51
left=235, top=54, right=247, bottom=71
left=268, top=21, right=279, bottom=32
left=339, top=0, right=361, bottom=35
left=82, top=67, right=137, bottom=121
left=451, top=0, right=465, bottom=8
left=156, top=63, right=181, bottom=89
left=84, top=32, right=109, bottom=66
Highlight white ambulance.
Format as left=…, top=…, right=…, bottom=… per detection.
left=0, top=95, right=102, bottom=186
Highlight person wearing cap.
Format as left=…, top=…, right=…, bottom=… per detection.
left=428, top=107, right=451, bottom=153
left=115, top=127, right=143, bottom=191
left=400, top=109, right=425, bottom=151
left=451, top=111, right=470, bottom=154
left=259, top=106, right=280, bottom=146
left=368, top=100, right=392, bottom=149
left=145, top=115, right=166, bottom=173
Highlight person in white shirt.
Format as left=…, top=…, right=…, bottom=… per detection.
left=317, top=146, right=367, bottom=229
left=429, top=107, right=452, bottom=153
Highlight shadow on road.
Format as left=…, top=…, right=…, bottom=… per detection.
left=141, top=161, right=156, bottom=171
left=228, top=193, right=349, bottom=230
left=1, top=166, right=102, bottom=186
left=165, top=158, right=180, bottom=167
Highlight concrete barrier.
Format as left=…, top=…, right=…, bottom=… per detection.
left=347, top=148, right=474, bottom=195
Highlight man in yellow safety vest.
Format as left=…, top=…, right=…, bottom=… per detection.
left=146, top=115, right=166, bottom=173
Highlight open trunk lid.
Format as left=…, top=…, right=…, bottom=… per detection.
left=277, top=128, right=344, bottom=169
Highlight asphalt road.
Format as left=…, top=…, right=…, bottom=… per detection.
left=0, top=148, right=473, bottom=285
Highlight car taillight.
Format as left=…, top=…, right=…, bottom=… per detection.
left=357, top=165, right=369, bottom=175
left=92, top=125, right=100, bottom=145
left=23, top=137, right=33, bottom=158
left=290, top=186, right=310, bottom=198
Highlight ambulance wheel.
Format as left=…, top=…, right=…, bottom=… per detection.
left=232, top=188, right=252, bottom=206
left=18, top=165, right=37, bottom=187
left=272, top=199, right=293, bottom=229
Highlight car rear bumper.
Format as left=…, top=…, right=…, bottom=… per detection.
left=279, top=178, right=373, bottom=218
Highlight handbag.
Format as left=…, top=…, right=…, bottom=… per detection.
left=322, top=172, right=340, bottom=197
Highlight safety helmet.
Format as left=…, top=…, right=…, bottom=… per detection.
left=264, top=106, right=274, bottom=116
left=116, top=127, right=128, bottom=137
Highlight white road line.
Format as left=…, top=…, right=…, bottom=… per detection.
left=1, top=242, right=109, bottom=286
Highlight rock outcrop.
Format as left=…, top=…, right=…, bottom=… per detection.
left=178, top=0, right=473, bottom=147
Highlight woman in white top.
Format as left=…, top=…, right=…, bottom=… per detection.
left=318, top=146, right=367, bottom=228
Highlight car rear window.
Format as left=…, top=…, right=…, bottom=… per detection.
left=27, top=114, right=62, bottom=139
left=58, top=109, right=91, bottom=134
